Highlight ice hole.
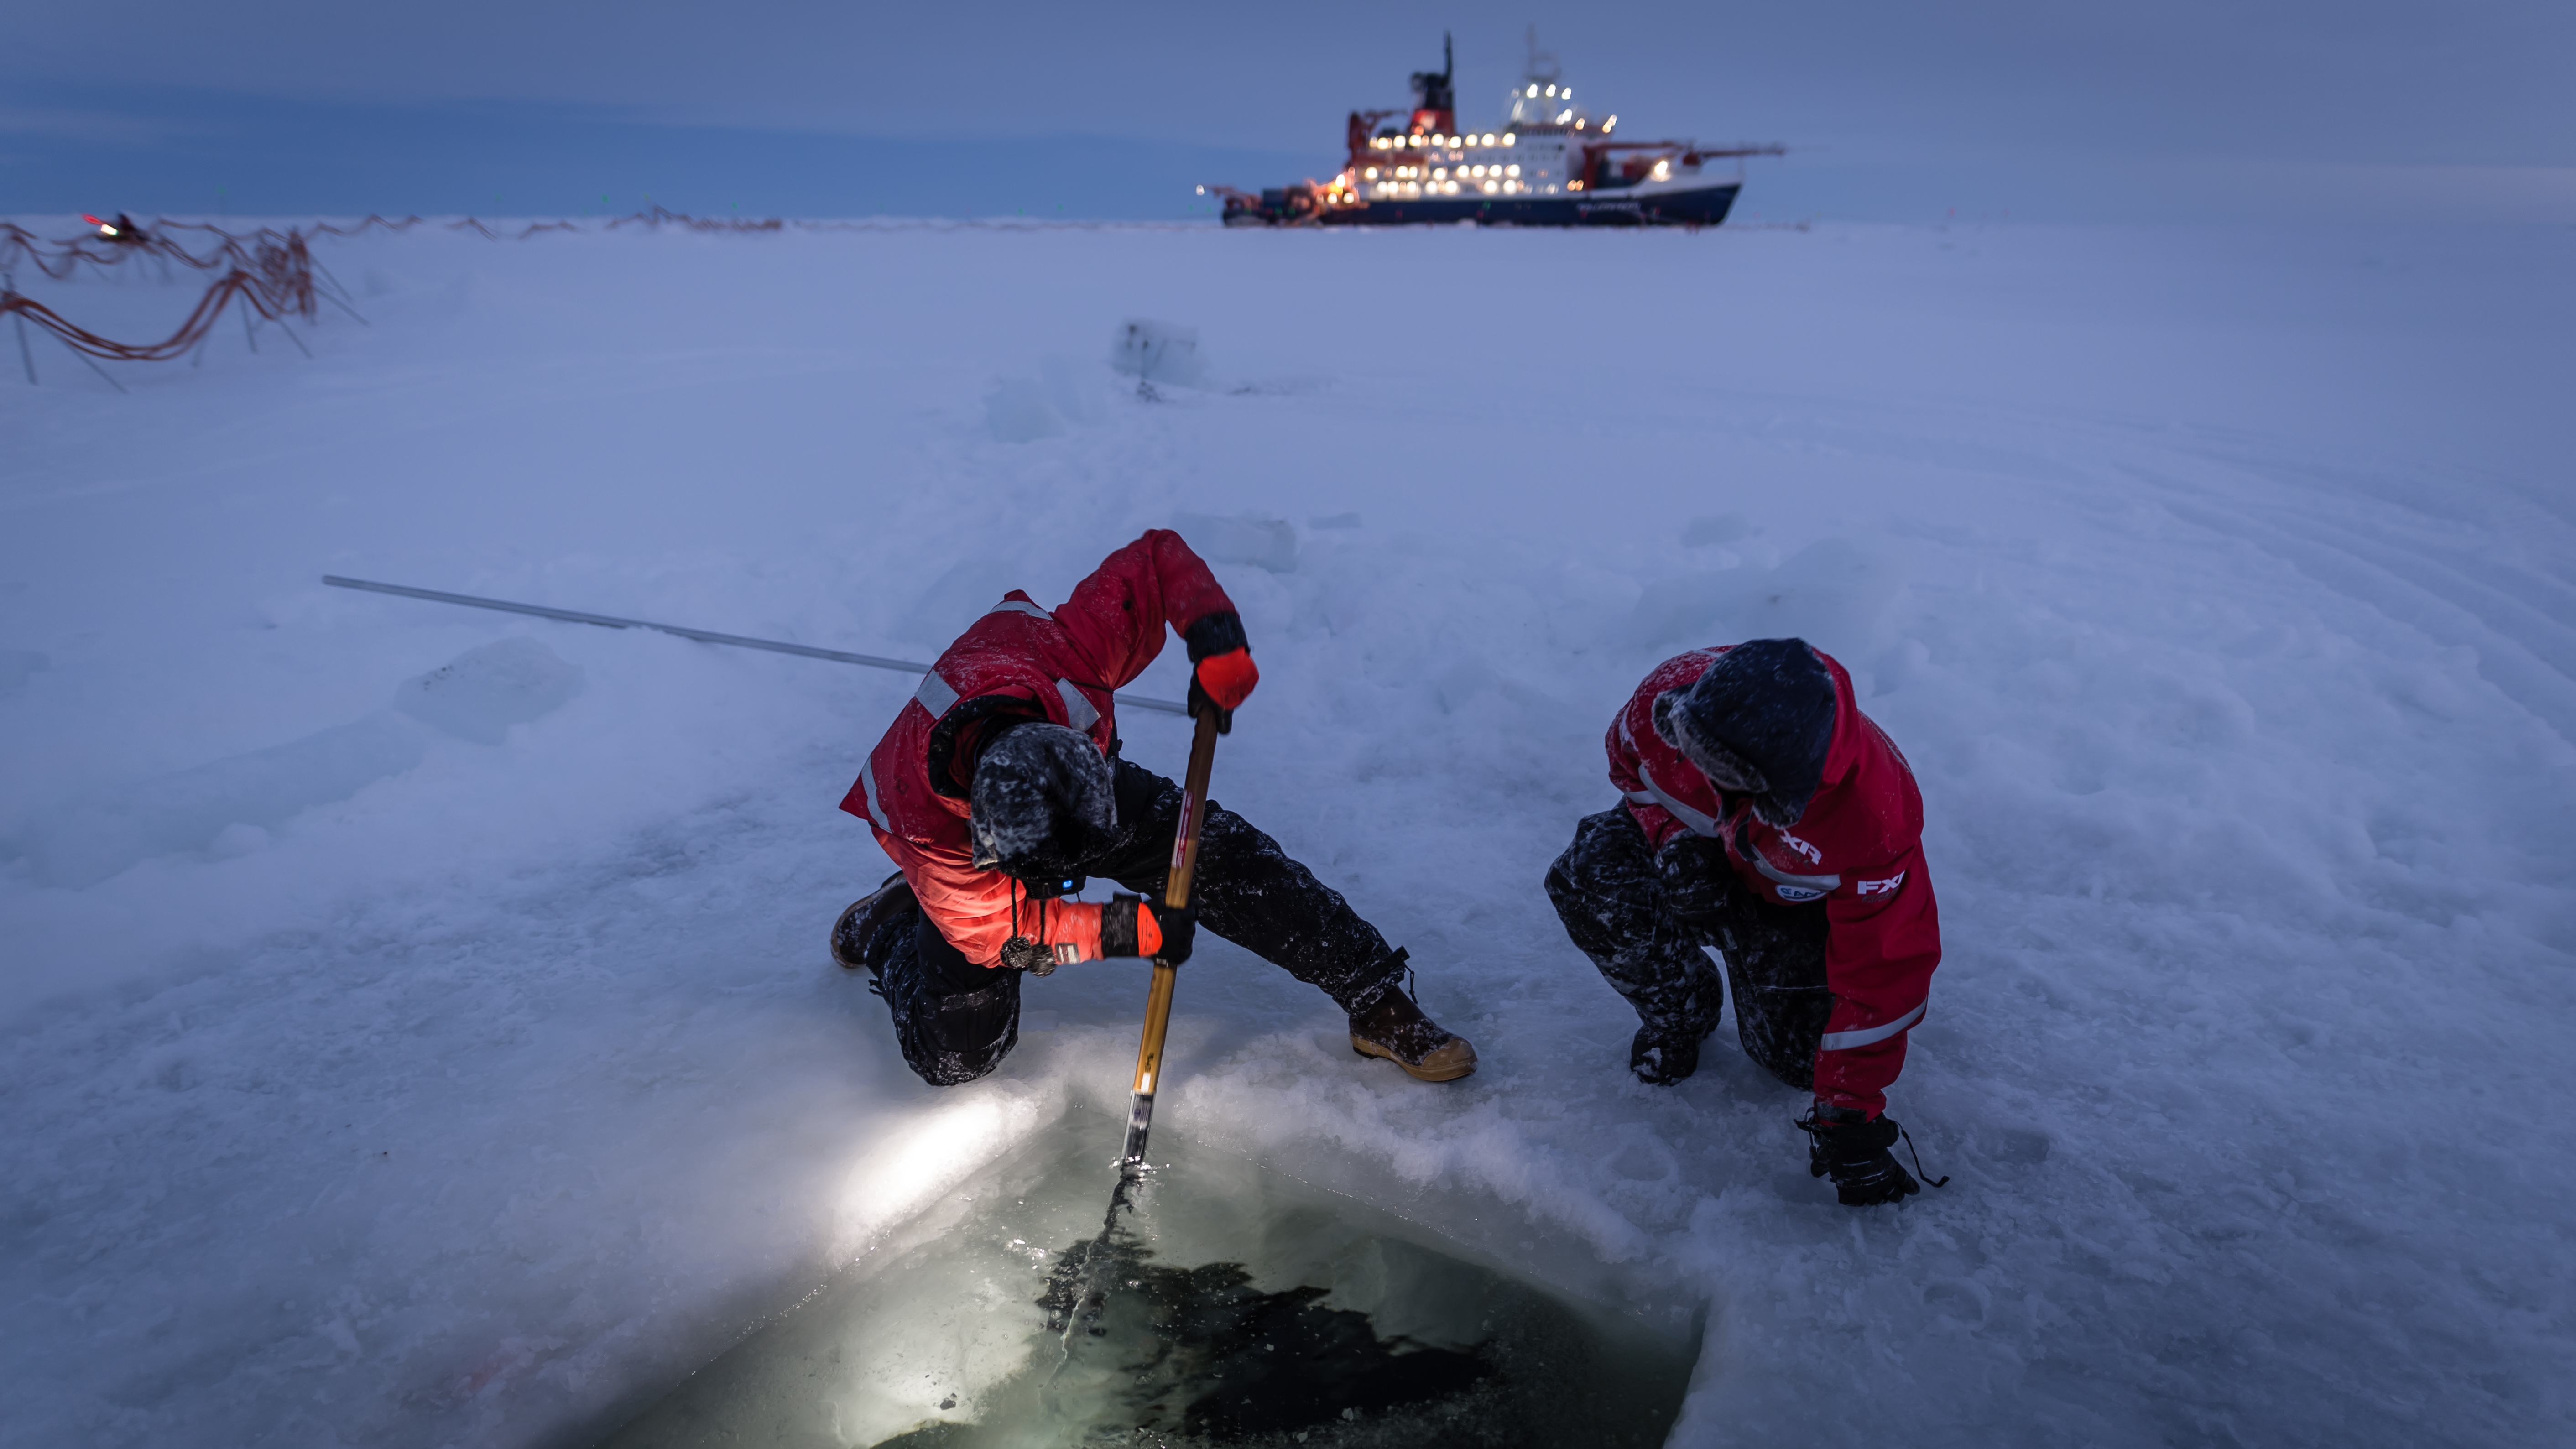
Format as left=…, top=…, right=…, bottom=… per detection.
left=601, top=1114, right=1701, bottom=1449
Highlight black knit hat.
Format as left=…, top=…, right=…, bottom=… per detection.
left=1651, top=638, right=1838, bottom=827
left=970, top=723, right=1116, bottom=881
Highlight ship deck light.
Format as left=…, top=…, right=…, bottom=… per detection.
left=1604, top=115, right=1617, bottom=133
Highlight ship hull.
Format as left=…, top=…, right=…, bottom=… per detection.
left=1314, top=180, right=1741, bottom=228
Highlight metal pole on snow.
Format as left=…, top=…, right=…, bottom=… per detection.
left=320, top=574, right=1191, bottom=714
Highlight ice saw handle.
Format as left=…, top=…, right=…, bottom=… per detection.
left=1119, top=705, right=1220, bottom=1178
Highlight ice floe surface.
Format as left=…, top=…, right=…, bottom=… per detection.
left=0, top=219, right=2569, bottom=1447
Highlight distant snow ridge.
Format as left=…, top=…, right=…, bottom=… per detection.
left=1172, top=513, right=1298, bottom=574
left=1624, top=537, right=1906, bottom=658
left=986, top=321, right=1205, bottom=442
left=984, top=355, right=1110, bottom=443
left=391, top=637, right=584, bottom=745
left=13, top=637, right=580, bottom=888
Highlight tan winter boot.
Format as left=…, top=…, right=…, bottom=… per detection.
left=1349, top=986, right=1478, bottom=1082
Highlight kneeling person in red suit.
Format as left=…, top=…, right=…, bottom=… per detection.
left=834, top=530, right=1476, bottom=1089
left=1546, top=638, right=1941, bottom=1205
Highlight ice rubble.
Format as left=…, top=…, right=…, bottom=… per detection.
left=12, top=637, right=579, bottom=887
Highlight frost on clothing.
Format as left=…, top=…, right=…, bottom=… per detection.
left=840, top=530, right=1233, bottom=967
left=968, top=722, right=1117, bottom=877
left=1545, top=808, right=1836, bottom=1089
left=860, top=759, right=1411, bottom=1086
left=1603, top=643, right=1940, bottom=1115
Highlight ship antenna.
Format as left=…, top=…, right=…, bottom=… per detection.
left=1444, top=30, right=1453, bottom=82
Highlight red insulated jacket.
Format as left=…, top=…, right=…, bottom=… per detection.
left=1607, top=646, right=1940, bottom=1116
left=839, top=531, right=1237, bottom=969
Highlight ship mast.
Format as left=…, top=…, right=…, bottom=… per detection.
left=1408, top=31, right=1455, bottom=136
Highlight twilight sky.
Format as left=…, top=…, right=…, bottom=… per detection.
left=4, top=1, right=2569, bottom=220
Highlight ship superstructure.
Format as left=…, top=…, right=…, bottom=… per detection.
left=1210, top=32, right=1780, bottom=228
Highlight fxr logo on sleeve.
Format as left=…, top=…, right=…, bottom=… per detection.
left=1856, top=870, right=1907, bottom=897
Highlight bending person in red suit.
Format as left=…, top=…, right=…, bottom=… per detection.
left=834, top=530, right=1476, bottom=1088
left=1547, top=639, right=1941, bottom=1205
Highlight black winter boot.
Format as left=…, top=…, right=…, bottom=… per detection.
left=831, top=872, right=914, bottom=973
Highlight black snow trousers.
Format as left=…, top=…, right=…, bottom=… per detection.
left=1543, top=808, right=1833, bottom=1091
left=867, top=759, right=1411, bottom=1087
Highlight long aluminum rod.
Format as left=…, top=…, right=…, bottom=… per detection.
left=321, top=574, right=1189, bottom=714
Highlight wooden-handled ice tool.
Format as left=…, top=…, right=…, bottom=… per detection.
left=1116, top=704, right=1220, bottom=1179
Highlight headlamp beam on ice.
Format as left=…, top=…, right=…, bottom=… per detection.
left=322, top=574, right=1189, bottom=714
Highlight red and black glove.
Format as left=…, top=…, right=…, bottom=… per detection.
left=1183, top=610, right=1258, bottom=735
left=1102, top=893, right=1198, bottom=966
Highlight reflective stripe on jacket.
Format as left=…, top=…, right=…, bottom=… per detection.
left=840, top=530, right=1236, bottom=968
left=1606, top=646, right=1942, bottom=1116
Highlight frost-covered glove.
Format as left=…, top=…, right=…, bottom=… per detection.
left=1654, top=834, right=1733, bottom=928
left=1102, top=893, right=1197, bottom=966
left=1796, top=1107, right=1922, bottom=1207
left=1183, top=610, right=1258, bottom=735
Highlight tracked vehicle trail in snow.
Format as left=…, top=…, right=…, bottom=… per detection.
left=0, top=221, right=2568, bottom=1448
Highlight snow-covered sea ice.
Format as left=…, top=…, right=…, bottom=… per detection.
left=0, top=219, right=2567, bottom=1449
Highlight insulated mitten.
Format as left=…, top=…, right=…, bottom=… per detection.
left=1654, top=834, right=1733, bottom=927
left=1629, top=1025, right=1704, bottom=1086
left=1102, top=893, right=1197, bottom=966
left=1796, top=1106, right=1923, bottom=1206
left=1183, top=611, right=1258, bottom=734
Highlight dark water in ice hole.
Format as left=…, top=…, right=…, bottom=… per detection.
left=601, top=1119, right=1702, bottom=1449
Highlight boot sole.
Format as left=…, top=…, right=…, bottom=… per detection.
left=1350, top=1035, right=1478, bottom=1083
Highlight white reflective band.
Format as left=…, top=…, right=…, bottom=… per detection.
left=1750, top=851, right=1841, bottom=893
left=1056, top=678, right=1101, bottom=731
left=914, top=669, right=959, bottom=719
left=859, top=759, right=890, bottom=830
left=1819, top=1000, right=1926, bottom=1052
left=1633, top=762, right=1721, bottom=838
left=988, top=599, right=1054, bottom=621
